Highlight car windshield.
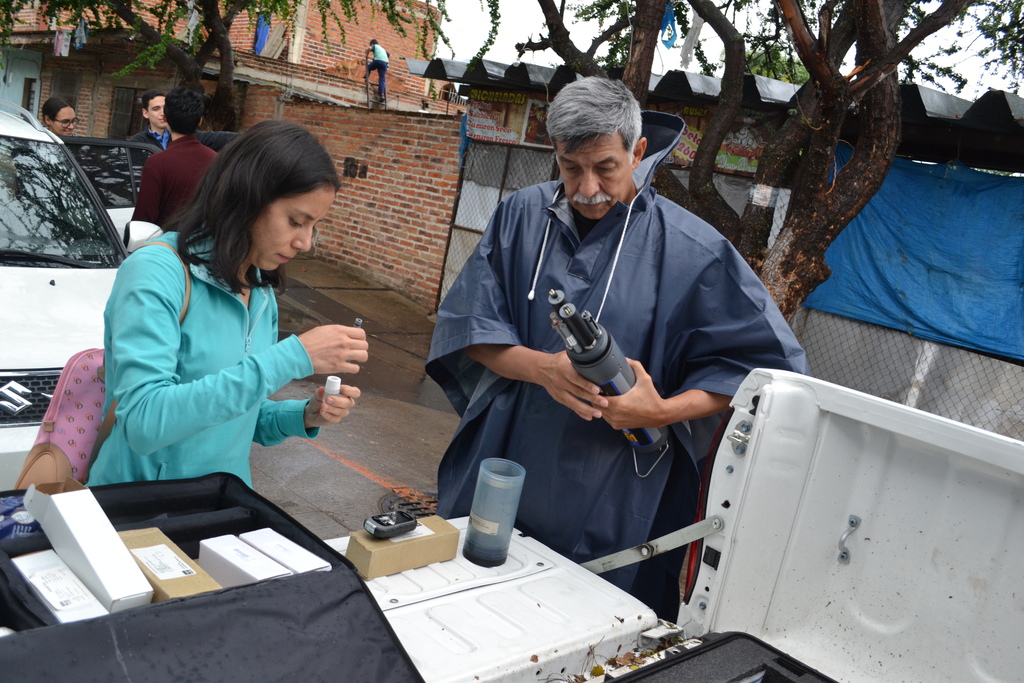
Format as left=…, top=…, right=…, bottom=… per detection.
left=0, top=136, right=122, bottom=267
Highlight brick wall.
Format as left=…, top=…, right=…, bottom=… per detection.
left=240, top=92, right=462, bottom=312
left=35, top=52, right=178, bottom=137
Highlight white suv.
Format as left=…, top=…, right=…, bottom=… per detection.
left=0, top=101, right=127, bottom=489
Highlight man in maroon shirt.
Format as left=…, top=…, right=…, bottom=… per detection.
left=132, top=87, right=217, bottom=227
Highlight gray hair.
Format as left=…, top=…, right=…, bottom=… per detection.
left=545, top=78, right=642, bottom=154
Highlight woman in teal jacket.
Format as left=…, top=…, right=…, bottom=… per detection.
left=90, top=121, right=367, bottom=486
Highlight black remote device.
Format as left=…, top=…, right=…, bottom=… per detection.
left=363, top=511, right=418, bottom=538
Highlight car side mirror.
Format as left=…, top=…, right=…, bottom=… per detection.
left=124, top=220, right=164, bottom=252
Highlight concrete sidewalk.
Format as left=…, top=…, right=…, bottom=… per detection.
left=250, top=255, right=459, bottom=541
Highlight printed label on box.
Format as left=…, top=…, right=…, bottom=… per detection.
left=29, top=566, right=97, bottom=612
left=131, top=544, right=198, bottom=581
left=388, top=522, right=436, bottom=543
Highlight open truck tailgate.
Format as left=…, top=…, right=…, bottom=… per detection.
left=679, top=369, right=1024, bottom=683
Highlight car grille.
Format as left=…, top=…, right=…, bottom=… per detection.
left=0, top=370, right=62, bottom=427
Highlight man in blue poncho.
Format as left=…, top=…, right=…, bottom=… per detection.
left=427, top=78, right=808, bottom=619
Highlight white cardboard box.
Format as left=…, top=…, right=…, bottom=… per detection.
left=239, top=528, right=331, bottom=574
left=23, top=484, right=153, bottom=613
left=12, top=549, right=108, bottom=623
left=198, top=534, right=292, bottom=588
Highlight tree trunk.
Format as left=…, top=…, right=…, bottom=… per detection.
left=620, top=0, right=663, bottom=105
left=759, top=0, right=904, bottom=320
left=683, top=0, right=748, bottom=239
left=194, top=0, right=238, bottom=130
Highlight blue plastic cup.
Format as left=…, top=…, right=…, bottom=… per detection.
left=462, top=458, right=526, bottom=567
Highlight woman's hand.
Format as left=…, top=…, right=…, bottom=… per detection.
left=304, top=384, right=361, bottom=428
left=298, top=324, right=369, bottom=375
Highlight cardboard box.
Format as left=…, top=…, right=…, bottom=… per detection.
left=118, top=528, right=222, bottom=602
left=239, top=528, right=331, bottom=574
left=198, top=534, right=292, bottom=588
left=345, top=515, right=458, bottom=579
left=23, top=483, right=153, bottom=613
left=12, top=549, right=108, bottom=623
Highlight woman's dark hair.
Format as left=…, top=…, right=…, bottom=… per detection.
left=41, top=96, right=73, bottom=121
left=170, top=121, right=340, bottom=293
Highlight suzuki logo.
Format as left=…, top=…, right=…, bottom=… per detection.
left=0, top=381, right=33, bottom=416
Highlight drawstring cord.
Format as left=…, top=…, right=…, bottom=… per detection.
left=527, top=217, right=552, bottom=302
left=594, top=192, right=638, bottom=323
left=527, top=187, right=562, bottom=302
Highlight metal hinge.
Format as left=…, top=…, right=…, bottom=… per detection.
left=726, top=420, right=753, bottom=456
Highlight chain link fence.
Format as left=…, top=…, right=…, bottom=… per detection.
left=438, top=141, right=556, bottom=303
left=793, top=308, right=1024, bottom=440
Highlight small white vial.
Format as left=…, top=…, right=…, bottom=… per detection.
left=325, top=376, right=342, bottom=396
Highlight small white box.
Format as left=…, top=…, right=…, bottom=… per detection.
left=198, top=534, right=292, bottom=588
left=239, top=528, right=331, bottom=574
left=12, top=550, right=109, bottom=623
left=23, top=484, right=153, bottom=613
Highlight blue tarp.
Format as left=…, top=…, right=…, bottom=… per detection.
left=804, top=145, right=1024, bottom=361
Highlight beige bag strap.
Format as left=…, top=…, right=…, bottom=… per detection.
left=141, top=240, right=192, bottom=324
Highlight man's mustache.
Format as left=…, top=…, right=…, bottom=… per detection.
left=572, top=191, right=612, bottom=205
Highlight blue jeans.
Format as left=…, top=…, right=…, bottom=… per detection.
left=365, top=60, right=388, bottom=94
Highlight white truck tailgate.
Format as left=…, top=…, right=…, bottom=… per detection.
left=680, top=369, right=1024, bottom=683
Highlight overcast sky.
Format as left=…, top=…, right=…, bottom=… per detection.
left=438, top=0, right=1014, bottom=99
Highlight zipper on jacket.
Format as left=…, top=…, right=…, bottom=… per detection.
left=244, top=288, right=269, bottom=355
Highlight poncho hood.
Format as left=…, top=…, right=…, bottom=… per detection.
left=632, top=110, right=684, bottom=193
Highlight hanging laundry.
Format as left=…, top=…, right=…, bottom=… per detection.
left=253, top=15, right=270, bottom=55
left=660, top=2, right=678, bottom=49
left=53, top=30, right=69, bottom=57
left=186, top=1, right=200, bottom=43
left=74, top=18, right=88, bottom=50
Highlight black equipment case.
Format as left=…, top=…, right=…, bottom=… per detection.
left=608, top=632, right=837, bottom=682
left=0, top=473, right=425, bottom=682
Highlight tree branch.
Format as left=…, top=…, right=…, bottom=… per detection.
left=848, top=0, right=975, bottom=98
left=587, top=16, right=630, bottom=59
left=534, top=0, right=605, bottom=75
left=104, top=0, right=201, bottom=82
left=774, top=0, right=831, bottom=87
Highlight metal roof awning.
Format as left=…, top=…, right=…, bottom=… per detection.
left=504, top=62, right=557, bottom=89
left=411, top=56, right=1024, bottom=171
left=746, top=74, right=800, bottom=105
left=901, top=84, right=973, bottom=124
left=651, top=70, right=721, bottom=101
left=423, top=58, right=469, bottom=82
left=963, top=89, right=1024, bottom=131
left=464, top=58, right=510, bottom=84
left=417, top=57, right=799, bottom=111
left=405, top=57, right=430, bottom=78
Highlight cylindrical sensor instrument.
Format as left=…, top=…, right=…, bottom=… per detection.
left=548, top=289, right=669, bottom=453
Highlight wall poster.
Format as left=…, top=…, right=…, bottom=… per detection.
left=466, top=89, right=551, bottom=148
left=656, top=103, right=784, bottom=177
